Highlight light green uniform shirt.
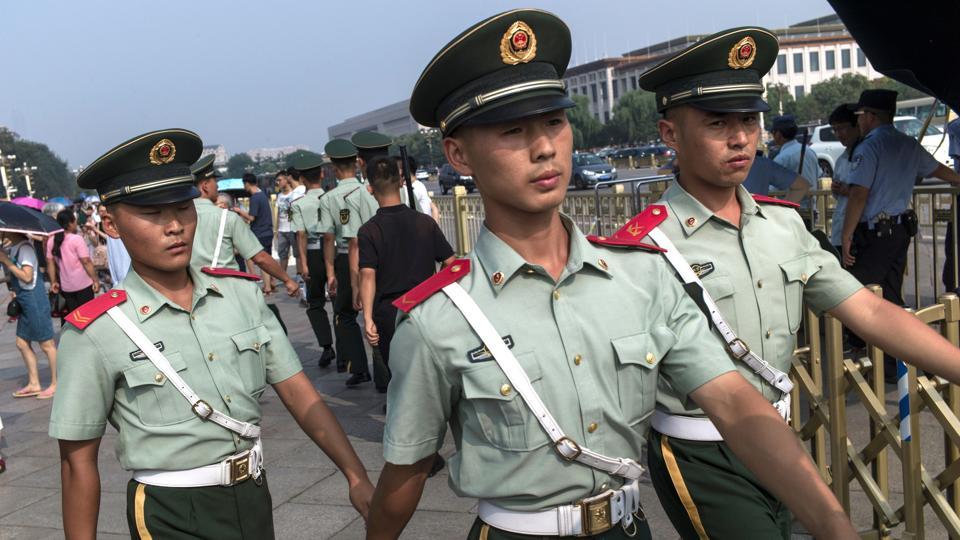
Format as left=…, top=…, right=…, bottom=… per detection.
left=318, top=177, right=371, bottom=247
left=190, top=198, right=263, bottom=269
left=384, top=216, right=735, bottom=510
left=48, top=267, right=302, bottom=471
left=290, top=187, right=325, bottom=249
left=343, top=183, right=378, bottom=239
left=654, top=183, right=863, bottom=415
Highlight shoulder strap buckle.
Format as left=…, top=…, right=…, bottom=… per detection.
left=555, top=436, right=582, bottom=461
left=192, top=399, right=214, bottom=420
left=727, top=338, right=750, bottom=360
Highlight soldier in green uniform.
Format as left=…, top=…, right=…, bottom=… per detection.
left=190, top=154, right=298, bottom=296
left=626, top=27, right=960, bottom=539
left=318, top=138, right=372, bottom=384
left=290, top=154, right=336, bottom=367
left=49, top=129, right=373, bottom=539
left=366, top=10, right=858, bottom=540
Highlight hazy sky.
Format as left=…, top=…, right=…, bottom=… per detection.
left=1, top=0, right=834, bottom=168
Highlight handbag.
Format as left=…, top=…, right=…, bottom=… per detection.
left=7, top=298, right=22, bottom=317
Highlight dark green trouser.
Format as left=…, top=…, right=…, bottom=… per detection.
left=334, top=253, right=368, bottom=374
left=466, top=516, right=651, bottom=540
left=306, top=249, right=332, bottom=347
left=126, top=474, right=274, bottom=539
left=647, top=430, right=791, bottom=540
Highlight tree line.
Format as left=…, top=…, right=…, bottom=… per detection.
left=0, top=128, right=75, bottom=198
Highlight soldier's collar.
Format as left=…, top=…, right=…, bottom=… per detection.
left=663, top=181, right=764, bottom=237
left=194, top=197, right=215, bottom=207
left=125, top=267, right=223, bottom=322
left=475, top=214, right=611, bottom=294
left=337, top=177, right=360, bottom=187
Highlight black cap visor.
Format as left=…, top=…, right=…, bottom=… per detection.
left=108, top=184, right=200, bottom=207
left=688, top=94, right=770, bottom=114
left=454, top=92, right=575, bottom=133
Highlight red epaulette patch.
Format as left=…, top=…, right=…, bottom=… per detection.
left=65, top=290, right=127, bottom=330
left=201, top=267, right=262, bottom=281
left=586, top=204, right=668, bottom=252
left=752, top=194, right=800, bottom=209
left=393, top=259, right=471, bottom=313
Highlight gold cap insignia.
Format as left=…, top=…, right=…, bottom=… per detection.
left=500, top=21, right=537, bottom=65
left=149, top=139, right=177, bottom=165
left=728, top=36, right=757, bottom=69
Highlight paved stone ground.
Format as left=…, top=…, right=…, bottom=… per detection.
left=0, top=286, right=955, bottom=538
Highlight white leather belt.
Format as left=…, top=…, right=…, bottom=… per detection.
left=478, top=479, right=641, bottom=537
left=652, top=397, right=791, bottom=442
left=134, top=439, right=263, bottom=488
left=306, top=239, right=322, bottom=250
left=336, top=246, right=349, bottom=255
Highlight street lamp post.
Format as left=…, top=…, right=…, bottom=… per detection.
left=13, top=162, right=38, bottom=197
left=0, top=149, right=18, bottom=198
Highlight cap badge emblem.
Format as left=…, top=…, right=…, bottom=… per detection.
left=728, top=36, right=757, bottom=69
left=500, top=21, right=537, bottom=65
left=149, top=139, right=177, bottom=165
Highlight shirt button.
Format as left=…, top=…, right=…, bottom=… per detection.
left=574, top=354, right=582, bottom=366
left=645, top=352, right=655, bottom=364
left=500, top=384, right=512, bottom=396
left=207, top=353, right=215, bottom=361
left=757, top=280, right=763, bottom=288
left=553, top=290, right=560, bottom=300
left=190, top=314, right=196, bottom=321
left=253, top=342, right=261, bottom=351
left=800, top=273, right=809, bottom=283
left=766, top=330, right=773, bottom=339
left=225, top=395, right=232, bottom=403
left=154, top=373, right=165, bottom=383
left=588, top=422, right=599, bottom=433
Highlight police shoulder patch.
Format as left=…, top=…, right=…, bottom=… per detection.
left=66, top=290, right=127, bottom=330
left=201, top=267, right=262, bottom=281
left=752, top=194, right=800, bottom=209
left=393, top=259, right=471, bottom=313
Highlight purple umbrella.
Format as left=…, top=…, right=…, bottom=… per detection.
left=11, top=197, right=45, bottom=211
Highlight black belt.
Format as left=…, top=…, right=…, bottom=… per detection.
left=861, top=213, right=905, bottom=231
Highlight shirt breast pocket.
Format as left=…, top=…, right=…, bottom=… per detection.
left=701, top=273, right=738, bottom=331
left=612, top=328, right=677, bottom=426
left=122, top=352, right=193, bottom=427
left=779, top=256, right=821, bottom=333
left=230, top=325, right=271, bottom=394
left=460, top=351, right=548, bottom=452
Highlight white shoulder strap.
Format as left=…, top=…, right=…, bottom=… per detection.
left=210, top=208, right=229, bottom=268
left=442, top=283, right=643, bottom=481
left=106, top=306, right=261, bottom=439
left=646, top=226, right=793, bottom=395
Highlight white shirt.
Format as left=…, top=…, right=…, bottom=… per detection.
left=412, top=180, right=433, bottom=216
left=276, top=185, right=307, bottom=232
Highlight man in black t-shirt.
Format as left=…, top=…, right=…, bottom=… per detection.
left=358, top=156, right=454, bottom=382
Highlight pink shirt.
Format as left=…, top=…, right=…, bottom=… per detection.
left=47, top=233, right=94, bottom=292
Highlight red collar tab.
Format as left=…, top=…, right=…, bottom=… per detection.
left=586, top=235, right=666, bottom=252
left=752, top=194, right=800, bottom=209
left=65, top=290, right=127, bottom=330
left=201, top=267, right=262, bottom=281
left=612, top=205, right=669, bottom=242
left=393, top=259, right=471, bottom=313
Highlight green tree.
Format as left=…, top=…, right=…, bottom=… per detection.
left=0, top=128, right=74, bottom=198
left=226, top=153, right=255, bottom=177
left=390, top=129, right=444, bottom=169
left=764, top=84, right=796, bottom=130
left=567, top=95, right=603, bottom=149
left=794, top=73, right=871, bottom=124
left=606, top=90, right=659, bottom=144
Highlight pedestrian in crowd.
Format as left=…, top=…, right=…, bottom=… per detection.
left=741, top=151, right=810, bottom=203
left=943, top=111, right=960, bottom=292
left=319, top=138, right=374, bottom=385
left=47, top=209, right=99, bottom=323
left=290, top=154, right=336, bottom=367
left=395, top=154, right=442, bottom=221
left=771, top=114, right=820, bottom=224
left=366, top=10, right=859, bottom=540
left=216, top=192, right=232, bottom=209
left=358, top=155, right=454, bottom=391
left=1, top=230, right=58, bottom=399
left=828, top=103, right=861, bottom=254
left=190, top=155, right=297, bottom=296
left=274, top=169, right=305, bottom=281
left=86, top=204, right=132, bottom=287
left=233, top=173, right=276, bottom=294
left=630, top=29, right=960, bottom=538
left=49, top=129, right=373, bottom=539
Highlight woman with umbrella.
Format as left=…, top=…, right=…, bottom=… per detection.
left=0, top=202, right=61, bottom=399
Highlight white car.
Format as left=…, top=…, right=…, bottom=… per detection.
left=415, top=168, right=430, bottom=181
left=808, top=116, right=952, bottom=179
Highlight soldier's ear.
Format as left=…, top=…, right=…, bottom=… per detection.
left=443, top=135, right=473, bottom=177
left=659, top=116, right=680, bottom=152
left=100, top=206, right=122, bottom=239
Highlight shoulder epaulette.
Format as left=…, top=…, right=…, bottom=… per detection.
left=344, top=187, right=361, bottom=198
left=586, top=204, right=668, bottom=252
left=752, top=194, right=800, bottom=209
left=393, top=259, right=471, bottom=313
left=66, top=290, right=126, bottom=330
left=201, top=267, right=262, bottom=281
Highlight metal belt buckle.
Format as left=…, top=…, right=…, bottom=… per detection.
left=578, top=492, right=614, bottom=536
left=554, top=437, right=582, bottom=461
left=726, top=338, right=750, bottom=360
left=226, top=451, right=251, bottom=485
left=191, top=400, right=213, bottom=420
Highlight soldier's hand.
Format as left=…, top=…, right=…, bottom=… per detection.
left=284, top=278, right=299, bottom=297
left=842, top=237, right=856, bottom=267
left=327, top=275, right=337, bottom=296
left=348, top=478, right=374, bottom=521
left=365, top=319, right=379, bottom=346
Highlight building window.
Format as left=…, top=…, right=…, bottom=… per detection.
left=777, top=54, right=787, bottom=74
left=589, top=73, right=596, bottom=81
left=841, top=49, right=851, bottom=69
left=590, top=84, right=598, bottom=103
left=630, top=76, right=638, bottom=90
left=604, top=111, right=610, bottom=123
left=581, top=86, right=587, bottom=96
left=601, top=84, right=608, bottom=101
left=621, top=79, right=627, bottom=94
left=809, top=51, right=820, bottom=71
left=826, top=50, right=836, bottom=70
left=795, top=85, right=805, bottom=99
left=793, top=52, right=803, bottom=73
left=613, top=82, right=619, bottom=100
left=857, top=48, right=867, bottom=67
left=571, top=87, right=578, bottom=95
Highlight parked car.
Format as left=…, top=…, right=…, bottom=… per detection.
left=641, top=145, right=676, bottom=166
left=808, top=125, right=844, bottom=178
left=571, top=152, right=618, bottom=190
left=438, top=163, right=475, bottom=194
left=611, top=147, right=645, bottom=160
left=415, top=168, right=430, bottom=181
